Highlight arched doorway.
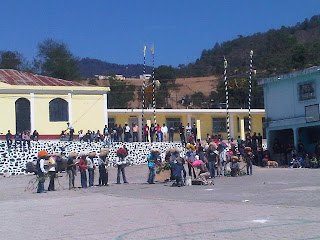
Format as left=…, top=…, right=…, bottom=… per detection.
left=15, top=98, right=31, bottom=133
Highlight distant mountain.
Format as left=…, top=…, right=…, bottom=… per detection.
left=77, top=58, right=152, bottom=78
left=177, top=15, right=320, bottom=77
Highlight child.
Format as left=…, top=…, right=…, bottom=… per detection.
left=290, top=154, right=302, bottom=168
left=170, top=157, right=186, bottom=187
left=147, top=149, right=161, bottom=184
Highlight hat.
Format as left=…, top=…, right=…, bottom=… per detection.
left=38, top=150, right=48, bottom=158
left=244, top=147, right=252, bottom=151
left=151, top=148, right=161, bottom=155
left=69, top=152, right=78, bottom=158
left=89, top=152, right=96, bottom=157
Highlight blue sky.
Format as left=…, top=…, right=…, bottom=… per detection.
left=0, top=0, right=319, bottom=67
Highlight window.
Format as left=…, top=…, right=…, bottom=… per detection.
left=166, top=118, right=181, bottom=132
left=108, top=118, right=115, bottom=129
left=237, top=117, right=250, bottom=132
left=299, top=81, right=316, bottom=101
left=49, top=98, right=68, bottom=122
left=212, top=118, right=226, bottom=132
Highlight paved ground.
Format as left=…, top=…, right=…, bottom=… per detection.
left=1, top=165, right=320, bottom=240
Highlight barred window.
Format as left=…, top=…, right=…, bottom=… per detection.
left=49, top=98, right=68, bottom=122
left=212, top=118, right=226, bottom=132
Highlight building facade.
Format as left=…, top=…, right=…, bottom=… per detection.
left=0, top=69, right=110, bottom=137
left=259, top=66, right=320, bottom=155
left=108, top=109, right=265, bottom=141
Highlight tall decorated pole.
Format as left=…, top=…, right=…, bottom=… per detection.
left=224, top=57, right=230, bottom=143
left=142, top=45, right=146, bottom=141
left=248, top=50, right=253, bottom=136
left=151, top=45, right=156, bottom=126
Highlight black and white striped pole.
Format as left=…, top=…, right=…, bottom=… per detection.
left=142, top=45, right=146, bottom=141
left=151, top=45, right=156, bottom=126
left=224, top=57, right=230, bottom=143
left=248, top=50, right=253, bottom=136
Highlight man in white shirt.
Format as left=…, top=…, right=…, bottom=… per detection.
left=186, top=123, right=192, bottom=139
left=124, top=123, right=131, bottom=142
left=161, top=124, right=168, bottom=142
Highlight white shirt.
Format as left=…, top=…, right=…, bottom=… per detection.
left=186, top=126, right=192, bottom=133
left=161, top=126, right=168, bottom=133
left=86, top=157, right=94, bottom=169
left=39, top=159, right=46, bottom=173
left=125, top=126, right=130, bottom=133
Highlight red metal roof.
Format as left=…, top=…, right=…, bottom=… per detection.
left=0, top=69, right=89, bottom=87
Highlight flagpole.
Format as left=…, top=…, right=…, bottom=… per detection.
left=142, top=45, right=146, bottom=142
left=248, top=50, right=253, bottom=136
left=224, top=57, right=230, bottom=143
left=151, top=45, right=156, bottom=126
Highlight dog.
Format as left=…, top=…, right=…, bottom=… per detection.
left=267, top=161, right=278, bottom=168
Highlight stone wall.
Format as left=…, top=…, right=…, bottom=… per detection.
left=0, top=141, right=184, bottom=175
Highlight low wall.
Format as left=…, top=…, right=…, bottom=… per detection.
left=0, top=141, right=184, bottom=175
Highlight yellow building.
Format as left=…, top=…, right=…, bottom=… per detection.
left=0, top=69, right=110, bottom=137
left=108, top=109, right=265, bottom=141
left=0, top=69, right=265, bottom=140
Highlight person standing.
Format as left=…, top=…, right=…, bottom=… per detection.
left=179, top=123, right=186, bottom=145
left=87, top=153, right=96, bottom=187
left=98, top=149, right=109, bottom=186
left=186, top=123, right=192, bottom=140
left=47, top=154, right=57, bottom=191
left=205, top=143, right=218, bottom=178
left=150, top=124, right=156, bottom=143
left=132, top=124, right=139, bottom=142
left=5, top=130, right=12, bottom=148
left=116, top=147, right=129, bottom=184
left=67, top=122, right=74, bottom=141
left=161, top=124, right=168, bottom=142
left=169, top=125, right=175, bottom=142
left=117, top=124, right=123, bottom=142
left=192, top=123, right=198, bottom=142
left=257, top=133, right=263, bottom=147
left=147, top=149, right=160, bottom=184
left=78, top=153, right=88, bottom=188
left=143, top=124, right=149, bottom=142
left=156, top=124, right=162, bottom=142
left=67, top=153, right=77, bottom=190
left=36, top=151, right=48, bottom=193
left=103, top=125, right=108, bottom=137
left=124, top=123, right=131, bottom=142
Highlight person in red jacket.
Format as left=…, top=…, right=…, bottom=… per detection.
left=78, top=153, right=88, bottom=188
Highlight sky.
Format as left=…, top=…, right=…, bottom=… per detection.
left=1, top=0, right=320, bottom=67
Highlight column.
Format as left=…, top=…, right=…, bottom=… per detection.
left=240, top=117, right=245, bottom=140
left=30, top=93, right=35, bottom=132
left=103, top=93, right=108, bottom=126
left=196, top=119, right=201, bottom=140
left=138, top=115, right=142, bottom=142
left=229, top=113, right=235, bottom=139
left=68, top=93, right=73, bottom=124
left=187, top=114, right=192, bottom=125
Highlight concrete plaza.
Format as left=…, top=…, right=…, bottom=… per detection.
left=1, top=165, right=320, bottom=240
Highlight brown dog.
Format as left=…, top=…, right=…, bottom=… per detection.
left=267, top=161, right=278, bottom=168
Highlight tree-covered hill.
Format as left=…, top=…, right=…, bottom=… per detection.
left=77, top=58, right=152, bottom=78
left=178, top=15, right=320, bottom=78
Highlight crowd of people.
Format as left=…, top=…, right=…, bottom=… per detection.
left=33, top=134, right=258, bottom=193
left=272, top=139, right=320, bottom=169
left=59, top=122, right=198, bottom=144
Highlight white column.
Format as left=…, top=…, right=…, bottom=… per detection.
left=68, top=93, right=73, bottom=124
left=240, top=117, right=245, bottom=140
left=138, top=115, right=142, bottom=142
left=187, top=114, right=192, bottom=125
left=103, top=93, right=108, bottom=126
left=30, top=93, right=35, bottom=132
left=229, top=113, right=235, bottom=139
